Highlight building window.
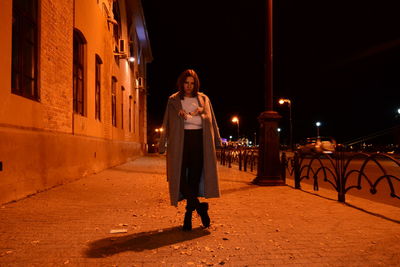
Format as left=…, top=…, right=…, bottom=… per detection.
left=129, top=95, right=132, bottom=132
left=121, top=86, right=125, bottom=129
left=133, top=100, right=136, bottom=133
left=73, top=29, right=86, bottom=115
left=11, top=0, right=39, bottom=100
left=112, top=1, right=122, bottom=46
left=95, top=55, right=102, bottom=121
left=111, top=77, right=117, bottom=127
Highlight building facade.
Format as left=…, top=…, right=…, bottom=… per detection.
left=0, top=0, right=152, bottom=204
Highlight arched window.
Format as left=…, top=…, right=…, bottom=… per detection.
left=11, top=0, right=39, bottom=100
left=112, top=1, right=122, bottom=47
left=121, top=86, right=125, bottom=129
left=95, top=55, right=102, bottom=121
left=73, top=29, right=86, bottom=115
left=111, top=77, right=117, bottom=127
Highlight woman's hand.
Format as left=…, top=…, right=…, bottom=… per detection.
left=178, top=109, right=187, bottom=120
left=189, top=107, right=203, bottom=116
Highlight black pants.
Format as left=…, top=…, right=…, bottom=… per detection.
left=180, top=129, right=204, bottom=211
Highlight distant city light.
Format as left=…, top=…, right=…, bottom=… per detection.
left=278, top=98, right=291, bottom=105
left=231, top=116, right=239, bottom=123
left=277, top=128, right=281, bottom=132
left=249, top=141, right=253, bottom=145
left=316, top=121, right=321, bottom=127
left=229, top=135, right=233, bottom=139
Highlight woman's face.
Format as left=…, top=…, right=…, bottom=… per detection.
left=183, top=76, right=195, bottom=96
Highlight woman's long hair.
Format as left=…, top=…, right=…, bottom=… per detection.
left=176, top=69, right=200, bottom=99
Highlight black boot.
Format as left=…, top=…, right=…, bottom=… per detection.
left=196, top=202, right=210, bottom=228
left=182, top=210, right=193, bottom=231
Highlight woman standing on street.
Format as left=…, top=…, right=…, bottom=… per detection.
left=159, top=69, right=222, bottom=231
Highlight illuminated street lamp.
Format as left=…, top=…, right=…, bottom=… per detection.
left=315, top=121, right=321, bottom=137
left=278, top=98, right=293, bottom=150
left=397, top=108, right=400, bottom=115
left=231, top=116, right=240, bottom=140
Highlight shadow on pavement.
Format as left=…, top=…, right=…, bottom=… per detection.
left=220, top=184, right=259, bottom=195
left=110, top=167, right=165, bottom=176
left=287, top=185, right=400, bottom=225
left=344, top=203, right=400, bottom=225
left=84, top=226, right=210, bottom=258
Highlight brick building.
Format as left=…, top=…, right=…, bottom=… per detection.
left=0, top=0, right=152, bottom=204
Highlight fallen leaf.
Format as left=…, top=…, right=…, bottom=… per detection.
left=110, top=229, right=128, bottom=234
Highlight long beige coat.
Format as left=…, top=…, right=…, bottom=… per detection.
left=159, top=92, right=222, bottom=206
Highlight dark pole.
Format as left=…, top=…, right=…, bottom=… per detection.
left=289, top=102, right=293, bottom=150
left=265, top=0, right=273, bottom=111
left=253, top=0, right=285, bottom=186
left=237, top=121, right=240, bottom=140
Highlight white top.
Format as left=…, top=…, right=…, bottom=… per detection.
left=181, top=96, right=203, bottom=129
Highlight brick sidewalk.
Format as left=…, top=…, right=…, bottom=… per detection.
left=1, top=155, right=400, bottom=266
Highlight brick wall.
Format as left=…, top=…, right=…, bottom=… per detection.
left=0, top=0, right=150, bottom=205
left=40, top=0, right=74, bottom=133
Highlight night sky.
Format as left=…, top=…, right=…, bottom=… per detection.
left=142, top=0, right=400, bottom=145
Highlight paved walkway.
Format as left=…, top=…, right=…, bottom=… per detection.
left=1, top=155, right=400, bottom=266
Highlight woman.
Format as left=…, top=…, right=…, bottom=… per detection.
left=159, top=69, right=222, bottom=231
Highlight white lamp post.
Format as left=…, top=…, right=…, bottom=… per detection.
left=315, top=121, right=321, bottom=137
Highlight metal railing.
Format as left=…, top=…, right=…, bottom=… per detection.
left=218, top=146, right=400, bottom=203
left=217, top=146, right=258, bottom=172
left=285, top=146, right=400, bottom=202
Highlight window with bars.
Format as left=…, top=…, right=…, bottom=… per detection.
left=111, top=77, right=117, bottom=127
left=73, top=30, right=86, bottom=115
left=11, top=0, right=39, bottom=100
left=95, top=55, right=102, bottom=121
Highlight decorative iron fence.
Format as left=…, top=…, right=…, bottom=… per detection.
left=217, top=146, right=258, bottom=172
left=218, top=146, right=400, bottom=203
left=285, top=146, right=400, bottom=202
